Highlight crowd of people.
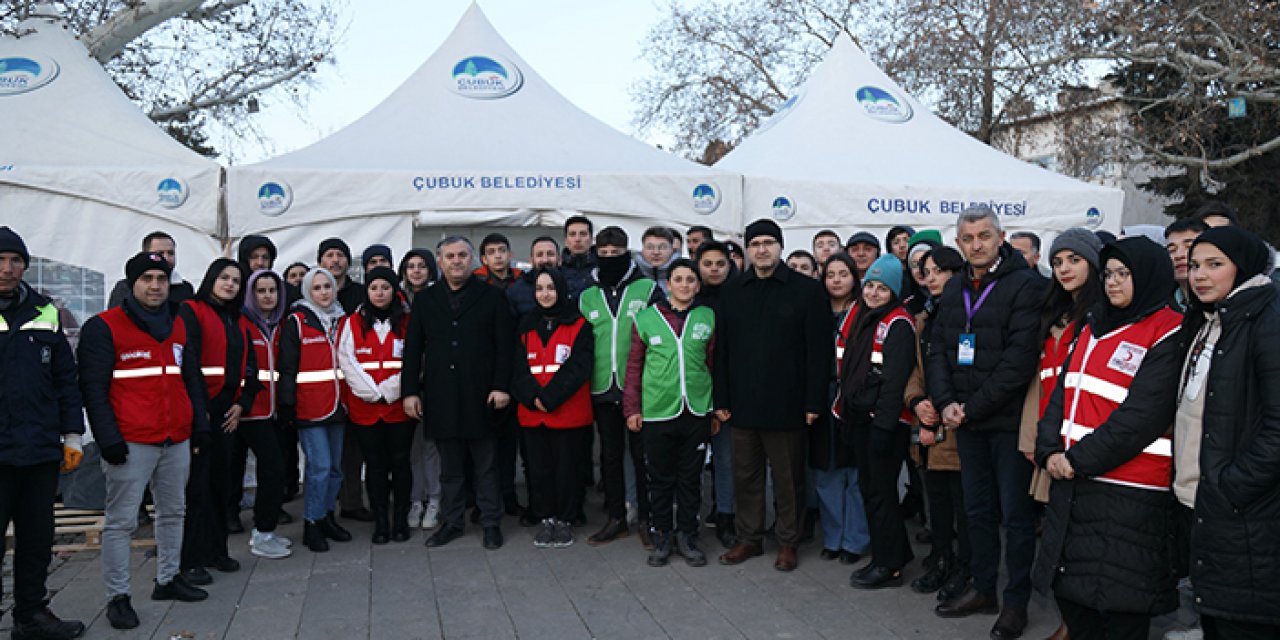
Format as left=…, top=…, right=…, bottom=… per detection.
left=0, top=201, right=1277, bottom=640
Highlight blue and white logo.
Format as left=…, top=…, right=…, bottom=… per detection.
left=855, top=86, right=912, bottom=123
left=0, top=56, right=59, bottom=96
left=451, top=55, right=523, bottom=99
left=1085, top=206, right=1103, bottom=229
left=692, top=183, right=721, bottom=215
left=156, top=177, right=188, bottom=209
left=257, top=180, right=292, bottom=217
left=772, top=196, right=796, bottom=221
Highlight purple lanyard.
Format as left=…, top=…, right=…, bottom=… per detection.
left=963, top=281, right=997, bottom=332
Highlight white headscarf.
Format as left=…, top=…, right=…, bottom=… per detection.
left=295, top=267, right=346, bottom=334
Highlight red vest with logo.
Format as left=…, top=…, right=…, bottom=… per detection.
left=831, top=303, right=859, bottom=418
left=341, top=314, right=410, bottom=426
left=1037, top=321, right=1077, bottom=417
left=871, top=306, right=918, bottom=424
left=245, top=323, right=279, bottom=420
left=518, top=318, right=593, bottom=429
left=100, top=307, right=194, bottom=443
left=1059, top=307, right=1182, bottom=491
left=290, top=311, right=342, bottom=422
left=185, top=300, right=252, bottom=402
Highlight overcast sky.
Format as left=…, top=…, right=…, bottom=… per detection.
left=242, top=1, right=668, bottom=163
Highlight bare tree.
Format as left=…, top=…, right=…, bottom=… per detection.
left=2, top=0, right=343, bottom=157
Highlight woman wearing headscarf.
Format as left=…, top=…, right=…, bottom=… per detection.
left=338, top=267, right=415, bottom=544
left=176, top=259, right=258, bottom=584
left=841, top=254, right=918, bottom=589
left=1034, top=237, right=1184, bottom=639
left=396, top=249, right=442, bottom=530
left=278, top=267, right=352, bottom=552
left=511, top=267, right=594, bottom=549
left=1174, top=226, right=1280, bottom=639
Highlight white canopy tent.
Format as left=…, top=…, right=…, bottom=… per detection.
left=0, top=11, right=223, bottom=323
left=716, top=34, right=1124, bottom=253
left=226, top=4, right=741, bottom=267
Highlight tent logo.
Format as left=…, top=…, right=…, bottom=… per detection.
left=772, top=196, right=796, bottom=221
left=451, top=55, right=523, bottom=99
left=855, top=86, right=912, bottom=123
left=692, top=183, right=720, bottom=214
left=258, top=180, right=293, bottom=216
left=0, top=56, right=59, bottom=96
left=156, top=178, right=189, bottom=209
left=1085, top=206, right=1103, bottom=229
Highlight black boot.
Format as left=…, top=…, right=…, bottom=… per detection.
left=715, top=513, right=739, bottom=549
left=372, top=508, right=390, bottom=545
left=11, top=607, right=85, bottom=640
left=911, top=554, right=952, bottom=594
left=322, top=511, right=353, bottom=542
left=304, top=520, right=329, bottom=552
left=391, top=502, right=411, bottom=542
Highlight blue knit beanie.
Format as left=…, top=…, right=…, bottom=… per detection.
left=863, top=254, right=904, bottom=298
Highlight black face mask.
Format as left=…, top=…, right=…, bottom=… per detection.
left=597, top=252, right=631, bottom=287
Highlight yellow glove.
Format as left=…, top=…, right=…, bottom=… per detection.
left=61, top=434, right=84, bottom=473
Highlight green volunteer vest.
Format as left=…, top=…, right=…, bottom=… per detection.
left=633, top=305, right=715, bottom=420
left=0, top=303, right=59, bottom=333
left=579, top=279, right=657, bottom=394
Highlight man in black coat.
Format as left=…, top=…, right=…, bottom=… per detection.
left=403, top=236, right=514, bottom=550
left=107, top=231, right=195, bottom=308
left=714, top=219, right=831, bottom=572
left=926, top=206, right=1045, bottom=639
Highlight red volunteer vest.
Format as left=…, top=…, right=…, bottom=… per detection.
left=1037, top=321, right=1077, bottom=417
left=518, top=318, right=593, bottom=429
left=831, top=303, right=859, bottom=418
left=290, top=312, right=342, bottom=422
left=341, top=314, right=410, bottom=426
left=1059, top=307, right=1182, bottom=491
left=100, top=307, right=194, bottom=444
left=871, top=306, right=918, bottom=424
left=185, top=300, right=252, bottom=402
left=245, top=323, right=279, bottom=420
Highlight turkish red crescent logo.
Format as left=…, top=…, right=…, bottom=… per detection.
left=1124, top=351, right=1134, bottom=362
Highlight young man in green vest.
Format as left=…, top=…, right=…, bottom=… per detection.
left=579, top=227, right=663, bottom=547
left=623, top=259, right=715, bottom=567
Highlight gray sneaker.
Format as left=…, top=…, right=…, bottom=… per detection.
left=533, top=519, right=556, bottom=548
left=552, top=520, right=575, bottom=548
left=250, top=529, right=292, bottom=559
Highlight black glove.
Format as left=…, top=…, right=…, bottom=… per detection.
left=100, top=441, right=129, bottom=466
left=189, top=431, right=211, bottom=452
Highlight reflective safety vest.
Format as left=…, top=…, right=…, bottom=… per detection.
left=579, top=279, right=656, bottom=394
left=184, top=300, right=251, bottom=402
left=99, top=307, right=194, bottom=444
left=832, top=303, right=859, bottom=418
left=517, top=318, right=593, bottom=428
left=1059, top=308, right=1182, bottom=491
left=244, top=323, right=279, bottom=420
left=632, top=305, right=715, bottom=421
left=1037, top=321, right=1077, bottom=417
left=290, top=312, right=343, bottom=423
left=874, top=306, right=917, bottom=424
left=341, top=313, right=409, bottom=426
left=0, top=303, right=58, bottom=332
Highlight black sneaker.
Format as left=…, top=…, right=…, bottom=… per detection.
left=152, top=575, right=209, bottom=602
left=11, top=607, right=86, bottom=640
left=106, top=595, right=139, bottom=630
left=533, top=519, right=556, bottom=548
left=181, top=566, right=213, bottom=586
left=647, top=531, right=673, bottom=567
left=322, top=511, right=353, bottom=542
left=551, top=520, right=575, bottom=548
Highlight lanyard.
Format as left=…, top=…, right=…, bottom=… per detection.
left=963, top=281, right=997, bottom=332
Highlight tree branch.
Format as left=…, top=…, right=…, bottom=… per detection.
left=1122, top=131, right=1280, bottom=171
left=148, top=58, right=315, bottom=120
left=82, top=0, right=204, bottom=63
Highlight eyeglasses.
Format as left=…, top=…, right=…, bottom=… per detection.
left=747, top=238, right=779, bottom=250
left=1102, top=268, right=1132, bottom=282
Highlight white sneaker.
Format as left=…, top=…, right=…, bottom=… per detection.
left=250, top=529, right=291, bottom=559
left=407, top=501, right=425, bottom=528
left=1163, top=628, right=1203, bottom=640
left=422, top=501, right=440, bottom=530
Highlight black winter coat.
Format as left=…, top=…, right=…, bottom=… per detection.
left=714, top=263, right=832, bottom=430
left=0, top=283, right=83, bottom=466
left=1181, top=282, right=1280, bottom=625
left=402, top=277, right=515, bottom=440
left=926, top=244, right=1045, bottom=431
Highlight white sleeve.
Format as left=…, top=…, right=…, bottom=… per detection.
left=337, top=319, right=383, bottom=403
left=377, top=375, right=401, bottom=403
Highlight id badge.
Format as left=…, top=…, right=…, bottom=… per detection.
left=957, top=333, right=976, bottom=366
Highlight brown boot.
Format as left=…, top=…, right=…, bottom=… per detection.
left=774, top=545, right=798, bottom=572
left=718, top=542, right=764, bottom=565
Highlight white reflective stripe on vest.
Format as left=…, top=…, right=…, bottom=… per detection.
left=201, top=366, right=226, bottom=376
left=257, top=371, right=280, bottom=382
left=113, top=365, right=181, bottom=379
left=835, top=346, right=845, bottom=361
left=530, top=364, right=562, bottom=375
left=870, top=351, right=883, bottom=364
left=1039, top=367, right=1057, bottom=381
left=296, top=370, right=343, bottom=383
left=359, top=361, right=402, bottom=372
left=1061, top=372, right=1129, bottom=405
left=1060, top=420, right=1172, bottom=457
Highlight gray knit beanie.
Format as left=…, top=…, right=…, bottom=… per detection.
left=1049, top=228, right=1103, bottom=270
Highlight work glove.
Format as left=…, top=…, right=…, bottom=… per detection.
left=100, top=441, right=129, bottom=466
left=61, top=433, right=84, bottom=472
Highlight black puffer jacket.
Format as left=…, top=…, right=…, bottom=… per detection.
left=1183, top=280, right=1280, bottom=625
left=926, top=243, right=1045, bottom=431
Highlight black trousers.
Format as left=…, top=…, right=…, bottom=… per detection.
left=595, top=401, right=649, bottom=521
left=338, top=421, right=366, bottom=511
left=522, top=425, right=589, bottom=523
left=280, top=420, right=300, bottom=497
left=182, top=426, right=231, bottom=569
left=495, top=408, right=528, bottom=506
left=354, top=421, right=417, bottom=517
left=1056, top=596, right=1150, bottom=640
left=0, top=462, right=58, bottom=622
left=643, top=414, right=710, bottom=534
left=956, top=428, right=1036, bottom=607
left=853, top=423, right=912, bottom=571
left=925, top=468, right=970, bottom=567
left=437, top=436, right=502, bottom=529
left=226, top=419, right=285, bottom=533
left=1202, top=615, right=1280, bottom=640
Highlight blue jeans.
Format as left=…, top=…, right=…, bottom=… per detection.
left=711, top=423, right=734, bottom=514
left=298, top=422, right=345, bottom=522
left=956, top=428, right=1036, bottom=608
left=813, top=466, right=870, bottom=553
